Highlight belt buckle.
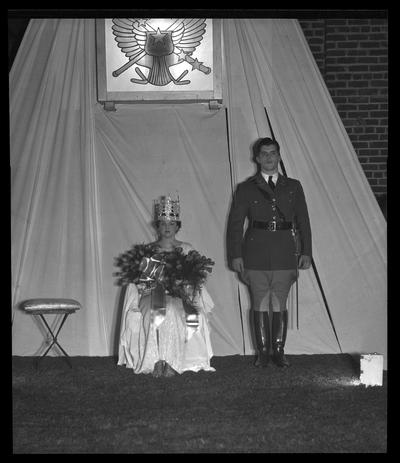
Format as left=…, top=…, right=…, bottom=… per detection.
left=267, top=221, right=277, bottom=232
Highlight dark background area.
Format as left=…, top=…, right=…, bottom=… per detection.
left=8, top=18, right=29, bottom=72
left=8, top=11, right=387, bottom=218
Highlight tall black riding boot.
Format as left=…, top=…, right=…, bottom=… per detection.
left=272, top=310, right=290, bottom=367
left=253, top=310, right=271, bottom=367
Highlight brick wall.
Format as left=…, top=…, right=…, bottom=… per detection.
left=298, top=18, right=387, bottom=217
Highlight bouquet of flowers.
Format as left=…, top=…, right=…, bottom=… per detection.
left=114, top=244, right=215, bottom=314
left=114, top=243, right=160, bottom=288
left=161, top=248, right=214, bottom=313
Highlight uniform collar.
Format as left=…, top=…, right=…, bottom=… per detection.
left=255, top=172, right=287, bottom=187
left=261, top=171, right=279, bottom=184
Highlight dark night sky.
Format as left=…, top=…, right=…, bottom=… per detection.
left=8, top=17, right=30, bottom=71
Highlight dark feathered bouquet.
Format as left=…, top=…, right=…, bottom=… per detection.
left=114, top=244, right=214, bottom=314
left=114, top=243, right=161, bottom=287
left=161, top=247, right=214, bottom=297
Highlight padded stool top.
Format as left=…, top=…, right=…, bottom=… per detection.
left=21, top=298, right=81, bottom=314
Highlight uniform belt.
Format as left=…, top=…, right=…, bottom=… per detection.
left=252, top=220, right=293, bottom=231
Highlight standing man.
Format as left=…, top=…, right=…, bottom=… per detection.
left=227, top=137, right=312, bottom=368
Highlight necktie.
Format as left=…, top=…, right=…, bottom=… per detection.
left=268, top=176, right=275, bottom=190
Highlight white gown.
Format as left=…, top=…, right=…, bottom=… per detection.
left=117, top=242, right=215, bottom=374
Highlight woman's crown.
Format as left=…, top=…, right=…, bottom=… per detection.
left=154, top=195, right=180, bottom=222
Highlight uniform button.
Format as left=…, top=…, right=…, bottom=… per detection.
left=272, top=216, right=277, bottom=220
left=272, top=198, right=276, bottom=202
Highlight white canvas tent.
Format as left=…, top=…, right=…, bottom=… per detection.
left=10, top=18, right=387, bottom=367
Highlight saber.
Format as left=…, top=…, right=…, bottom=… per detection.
left=296, top=261, right=299, bottom=329
left=291, top=219, right=300, bottom=329
left=112, top=50, right=147, bottom=77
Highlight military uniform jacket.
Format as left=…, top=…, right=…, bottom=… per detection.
left=227, top=172, right=312, bottom=270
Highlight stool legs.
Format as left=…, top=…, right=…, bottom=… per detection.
left=36, top=313, right=72, bottom=368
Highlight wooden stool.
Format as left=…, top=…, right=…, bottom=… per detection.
left=20, top=298, right=81, bottom=368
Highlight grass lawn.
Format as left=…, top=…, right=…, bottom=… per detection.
left=12, top=354, right=387, bottom=453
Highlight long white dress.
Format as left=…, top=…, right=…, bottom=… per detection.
left=117, top=242, right=215, bottom=374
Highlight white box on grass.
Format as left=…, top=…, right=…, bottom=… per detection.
left=360, top=353, right=383, bottom=387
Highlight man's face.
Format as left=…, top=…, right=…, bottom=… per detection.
left=256, top=144, right=281, bottom=173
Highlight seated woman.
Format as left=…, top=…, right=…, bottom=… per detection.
left=117, top=196, right=215, bottom=377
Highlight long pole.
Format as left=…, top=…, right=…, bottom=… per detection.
left=264, top=107, right=299, bottom=328
left=264, top=107, right=342, bottom=352
left=225, top=107, right=246, bottom=355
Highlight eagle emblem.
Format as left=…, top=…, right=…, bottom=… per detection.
left=111, top=18, right=211, bottom=86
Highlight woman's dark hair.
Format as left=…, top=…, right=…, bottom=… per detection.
left=154, top=220, right=182, bottom=232
left=252, top=137, right=280, bottom=162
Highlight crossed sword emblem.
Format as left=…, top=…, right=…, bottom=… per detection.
left=112, top=19, right=211, bottom=85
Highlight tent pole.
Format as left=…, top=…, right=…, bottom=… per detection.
left=264, top=107, right=343, bottom=353
left=263, top=107, right=299, bottom=329
left=225, top=107, right=246, bottom=355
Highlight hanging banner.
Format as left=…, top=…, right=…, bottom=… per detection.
left=96, top=18, right=222, bottom=103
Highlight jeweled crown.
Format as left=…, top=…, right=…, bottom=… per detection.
left=154, top=195, right=180, bottom=222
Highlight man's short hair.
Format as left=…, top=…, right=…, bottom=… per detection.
left=252, top=137, right=280, bottom=162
